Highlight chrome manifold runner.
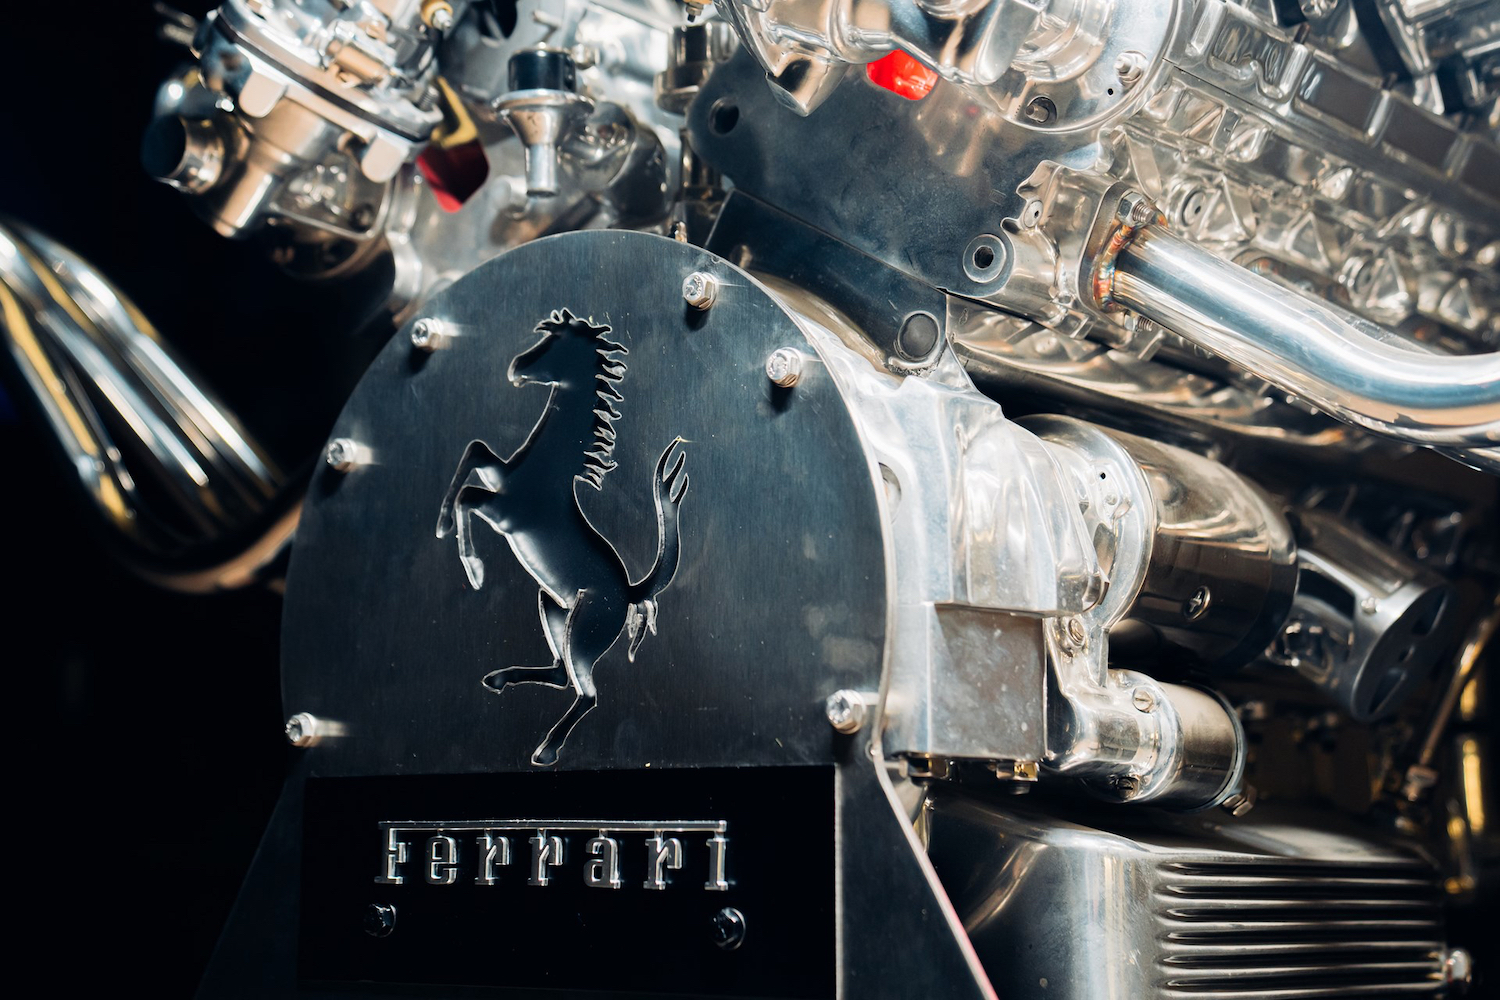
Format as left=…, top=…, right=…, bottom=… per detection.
left=3, top=0, right=1497, bottom=997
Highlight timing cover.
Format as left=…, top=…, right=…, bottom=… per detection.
left=281, top=230, right=891, bottom=776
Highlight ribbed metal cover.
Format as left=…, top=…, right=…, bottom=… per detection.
left=925, top=794, right=1451, bottom=1000
left=1157, top=860, right=1445, bottom=997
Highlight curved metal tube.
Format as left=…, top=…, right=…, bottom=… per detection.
left=1109, top=226, right=1500, bottom=448
left=0, top=218, right=297, bottom=591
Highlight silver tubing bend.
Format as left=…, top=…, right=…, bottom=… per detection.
left=1107, top=225, right=1500, bottom=448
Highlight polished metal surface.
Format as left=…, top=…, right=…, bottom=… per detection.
left=1110, top=224, right=1500, bottom=448
left=0, top=219, right=293, bottom=591
left=1274, top=509, right=1454, bottom=722
left=1102, top=426, right=1299, bottom=672
left=927, top=792, right=1453, bottom=1000
left=90, top=1, right=1500, bottom=995
left=281, top=229, right=891, bottom=774
left=1022, top=417, right=1249, bottom=809
left=691, top=1, right=1500, bottom=456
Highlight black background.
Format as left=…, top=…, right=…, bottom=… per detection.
left=1, top=2, right=380, bottom=994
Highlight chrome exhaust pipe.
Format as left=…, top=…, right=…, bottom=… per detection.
left=1102, top=222, right=1500, bottom=451
left=0, top=219, right=296, bottom=591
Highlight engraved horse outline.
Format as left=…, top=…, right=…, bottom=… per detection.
left=436, top=309, right=688, bottom=765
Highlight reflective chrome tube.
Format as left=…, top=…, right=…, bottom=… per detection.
left=0, top=219, right=295, bottom=591
left=1110, top=226, right=1500, bottom=448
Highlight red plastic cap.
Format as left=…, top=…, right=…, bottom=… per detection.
left=865, top=50, right=938, bottom=101
left=417, top=139, right=489, bottom=213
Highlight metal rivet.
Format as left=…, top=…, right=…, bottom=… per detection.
left=1183, top=585, right=1212, bottom=620
left=364, top=903, right=397, bottom=938
left=766, top=348, right=804, bottom=387
left=1131, top=688, right=1156, bottom=713
left=325, top=437, right=364, bottom=473
left=682, top=271, right=718, bottom=310
left=711, top=906, right=746, bottom=950
left=286, top=712, right=322, bottom=747
left=825, top=689, right=867, bottom=734
left=411, top=317, right=448, bottom=352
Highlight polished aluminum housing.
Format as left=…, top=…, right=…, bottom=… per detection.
left=927, top=793, right=1452, bottom=1000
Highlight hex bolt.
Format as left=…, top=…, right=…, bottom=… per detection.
left=1183, top=585, right=1212, bottom=621
left=1131, top=687, right=1156, bottom=713
left=1360, top=596, right=1379, bottom=615
left=682, top=271, right=718, bottom=310
left=325, top=437, right=365, bottom=473
left=825, top=689, right=867, bottom=734
left=364, top=903, right=397, bottom=938
left=711, top=906, right=747, bottom=951
left=1114, top=50, right=1149, bottom=86
left=410, top=317, right=449, bottom=352
left=1116, top=191, right=1159, bottom=228
left=285, top=712, right=323, bottom=748
left=765, top=348, right=805, bottom=388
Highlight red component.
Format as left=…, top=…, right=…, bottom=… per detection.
left=417, top=139, right=490, bottom=213
left=865, top=50, right=939, bottom=101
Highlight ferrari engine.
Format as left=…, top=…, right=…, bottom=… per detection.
left=3, top=0, right=1498, bottom=997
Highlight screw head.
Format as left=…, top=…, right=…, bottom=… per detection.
left=1109, top=773, right=1142, bottom=799
left=411, top=317, right=447, bottom=351
left=682, top=271, right=718, bottom=310
left=325, top=437, right=362, bottom=473
left=711, top=906, right=746, bottom=950
left=766, top=348, right=805, bottom=387
left=1183, top=585, right=1212, bottom=621
left=364, top=903, right=397, bottom=938
left=825, top=689, right=867, bottom=734
left=1131, top=687, right=1156, bottom=713
left=285, top=712, right=321, bottom=748
left=1066, top=617, right=1088, bottom=646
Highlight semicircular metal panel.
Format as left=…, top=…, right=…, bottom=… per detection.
left=282, top=229, right=890, bottom=776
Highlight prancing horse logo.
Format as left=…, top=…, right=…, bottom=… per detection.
left=436, top=309, right=689, bottom=766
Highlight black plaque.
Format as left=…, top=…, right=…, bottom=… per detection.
left=299, top=767, right=835, bottom=998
